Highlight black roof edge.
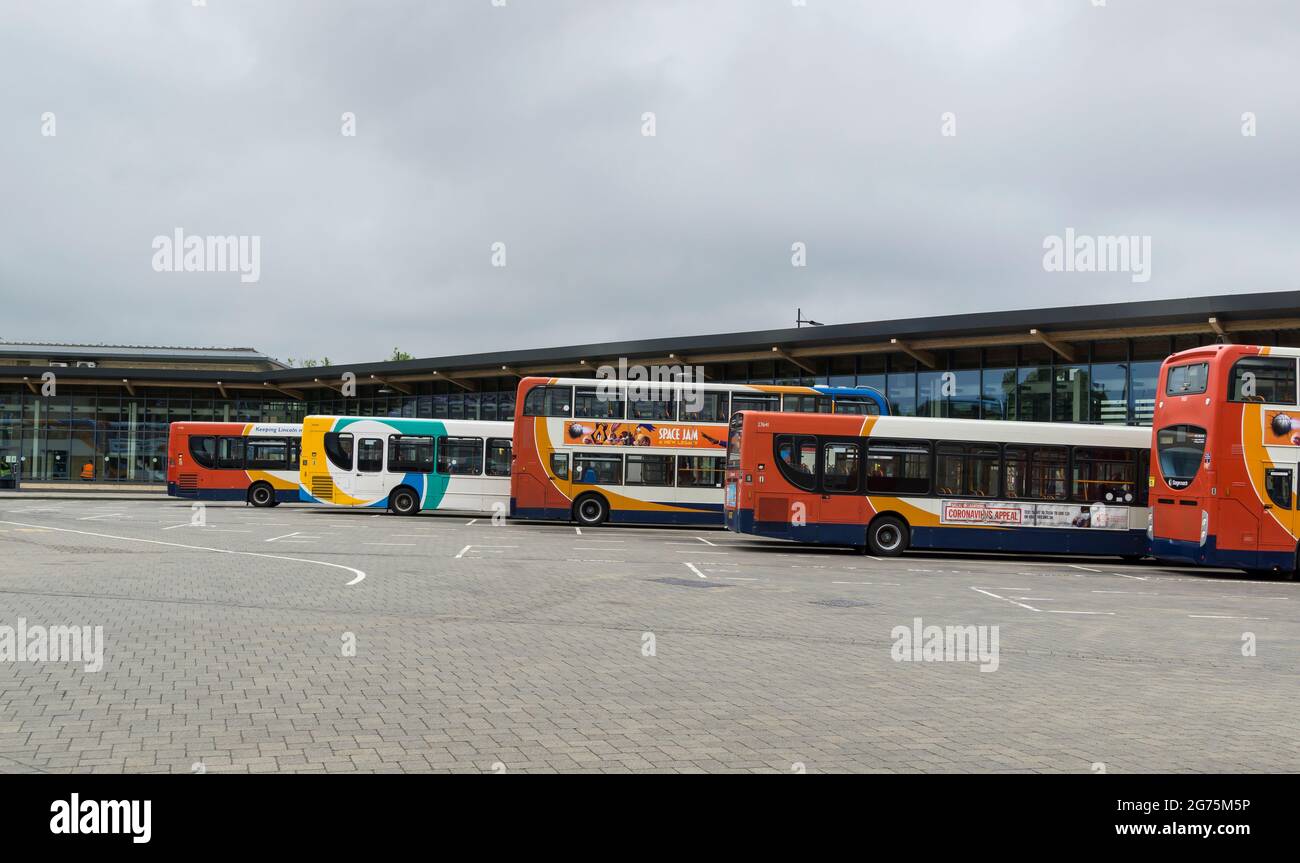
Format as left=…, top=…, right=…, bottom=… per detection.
left=2, top=288, right=1297, bottom=387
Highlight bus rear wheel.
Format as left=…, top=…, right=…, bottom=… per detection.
left=573, top=494, right=609, bottom=527
left=389, top=486, right=420, bottom=516
left=248, top=482, right=276, bottom=508
left=867, top=516, right=909, bottom=556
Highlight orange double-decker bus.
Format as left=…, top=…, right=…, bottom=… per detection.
left=166, top=421, right=303, bottom=507
left=1150, top=344, right=1300, bottom=574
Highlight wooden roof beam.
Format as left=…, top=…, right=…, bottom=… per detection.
left=1029, top=329, right=1076, bottom=362
left=432, top=371, right=474, bottom=392
left=889, top=339, right=937, bottom=368
left=772, top=346, right=816, bottom=375
left=367, top=375, right=412, bottom=395
left=1209, top=317, right=1233, bottom=343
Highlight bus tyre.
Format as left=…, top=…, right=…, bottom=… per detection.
left=867, top=516, right=908, bottom=556
left=573, top=494, right=609, bottom=527
left=248, top=482, right=276, bottom=508
left=389, top=486, right=420, bottom=516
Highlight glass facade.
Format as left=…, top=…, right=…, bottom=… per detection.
left=1, top=331, right=1270, bottom=484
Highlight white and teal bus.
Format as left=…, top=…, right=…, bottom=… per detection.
left=298, top=415, right=514, bottom=515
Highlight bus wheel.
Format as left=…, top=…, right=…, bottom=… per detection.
left=573, top=494, right=609, bottom=527
left=248, top=482, right=276, bottom=508
left=389, top=486, right=420, bottom=516
left=867, top=516, right=909, bottom=556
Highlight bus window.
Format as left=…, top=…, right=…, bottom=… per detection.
left=486, top=438, right=512, bottom=477
left=680, top=391, right=729, bottom=423
left=1027, top=446, right=1068, bottom=500
left=189, top=436, right=216, bottom=469
left=388, top=435, right=434, bottom=473
left=246, top=439, right=290, bottom=470
left=216, top=437, right=245, bottom=470
left=732, top=393, right=780, bottom=414
left=523, top=385, right=573, bottom=417
left=1228, top=357, right=1297, bottom=404
left=549, top=452, right=569, bottom=480
left=324, top=432, right=354, bottom=471
left=865, top=441, right=930, bottom=495
left=1072, top=448, right=1136, bottom=504
left=1265, top=468, right=1292, bottom=510
left=936, top=443, right=999, bottom=497
left=678, top=455, right=725, bottom=488
left=574, top=387, right=625, bottom=420
left=1004, top=446, right=1026, bottom=498
left=1156, top=425, right=1206, bottom=490
left=629, top=392, right=675, bottom=421
left=574, top=453, right=622, bottom=485
left=357, top=438, right=384, bottom=473
left=822, top=442, right=861, bottom=493
left=774, top=434, right=817, bottom=491
left=833, top=399, right=881, bottom=416
left=437, top=437, right=483, bottom=475
left=783, top=395, right=833, bottom=413
left=626, top=454, right=673, bottom=486
left=1165, top=362, right=1208, bottom=395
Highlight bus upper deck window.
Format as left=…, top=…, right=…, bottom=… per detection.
left=1228, top=357, right=1298, bottom=404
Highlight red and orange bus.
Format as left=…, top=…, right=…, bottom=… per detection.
left=510, top=376, right=888, bottom=526
left=166, top=422, right=303, bottom=507
left=1150, top=344, right=1300, bottom=574
left=724, top=411, right=1152, bottom=557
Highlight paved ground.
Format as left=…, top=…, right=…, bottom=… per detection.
left=0, top=498, right=1296, bottom=773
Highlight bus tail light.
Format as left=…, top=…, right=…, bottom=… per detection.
left=1199, top=510, right=1209, bottom=546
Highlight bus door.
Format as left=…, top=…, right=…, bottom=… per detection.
left=764, top=435, right=820, bottom=540
left=1261, top=465, right=1296, bottom=554
left=351, top=437, right=387, bottom=505
left=544, top=451, right=572, bottom=513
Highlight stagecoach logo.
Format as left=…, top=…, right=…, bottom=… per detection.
left=151, top=228, right=261, bottom=284
left=942, top=501, right=1023, bottom=525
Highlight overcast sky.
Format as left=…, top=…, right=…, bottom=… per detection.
left=2, top=1, right=1298, bottom=365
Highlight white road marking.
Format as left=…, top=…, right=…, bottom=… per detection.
left=1113, top=572, right=1148, bottom=581
left=466, top=519, right=478, bottom=526
left=161, top=523, right=193, bottom=530
left=265, top=532, right=302, bottom=543
left=683, top=562, right=707, bottom=579
left=0, top=520, right=366, bottom=586
left=1188, top=614, right=1269, bottom=620
left=78, top=512, right=126, bottom=521
left=696, top=536, right=717, bottom=546
left=455, top=544, right=517, bottom=559
left=363, top=542, right=416, bottom=547
left=831, top=581, right=901, bottom=586
left=575, top=527, right=582, bottom=536
left=970, top=586, right=1112, bottom=615
left=1069, top=564, right=1102, bottom=572
left=675, top=550, right=729, bottom=555
left=455, top=545, right=472, bottom=559
left=565, top=558, right=626, bottom=563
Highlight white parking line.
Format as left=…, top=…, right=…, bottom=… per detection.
left=0, top=520, right=366, bottom=585
left=1069, top=564, right=1102, bottom=573
left=1188, top=614, right=1269, bottom=620
left=466, top=519, right=478, bottom=526
left=970, top=586, right=1114, bottom=615
left=575, top=526, right=582, bottom=536
left=265, top=532, right=302, bottom=543
left=78, top=512, right=126, bottom=521
left=1092, top=590, right=1159, bottom=596
left=454, top=544, right=517, bottom=559
left=696, top=536, right=717, bottom=546
left=364, top=542, right=416, bottom=547
left=674, top=550, right=729, bottom=555
left=683, top=562, right=707, bottom=579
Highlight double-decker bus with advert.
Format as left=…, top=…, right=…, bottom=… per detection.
left=167, top=421, right=303, bottom=507
left=298, top=415, right=514, bottom=515
left=1150, top=344, right=1300, bottom=574
left=724, top=411, right=1152, bottom=558
left=510, top=376, right=888, bottom=526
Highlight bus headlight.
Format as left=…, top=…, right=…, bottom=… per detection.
left=1199, top=511, right=1209, bottom=546
left=1146, top=509, right=1153, bottom=541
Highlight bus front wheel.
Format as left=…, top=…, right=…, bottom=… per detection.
left=389, top=486, right=420, bottom=516
left=573, top=494, right=609, bottom=527
left=248, top=482, right=276, bottom=508
left=867, top=516, right=909, bottom=557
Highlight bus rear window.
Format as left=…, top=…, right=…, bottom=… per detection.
left=1156, top=425, right=1206, bottom=490
left=189, top=436, right=216, bottom=469
left=726, top=415, right=744, bottom=468
left=1165, top=362, right=1208, bottom=396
